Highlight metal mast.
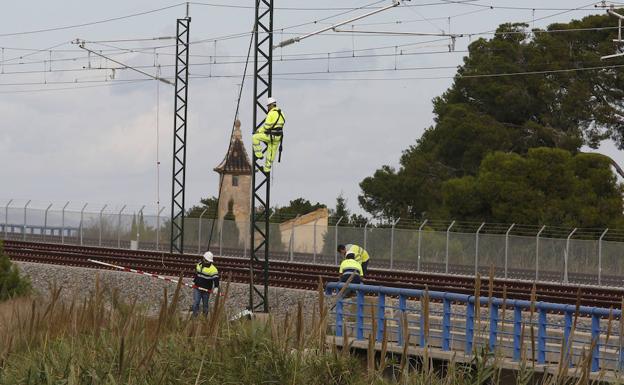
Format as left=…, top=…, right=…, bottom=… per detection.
left=170, top=15, right=191, bottom=254
left=249, top=0, right=273, bottom=313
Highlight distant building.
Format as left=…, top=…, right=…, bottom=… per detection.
left=214, top=119, right=252, bottom=244
left=279, top=208, right=329, bottom=254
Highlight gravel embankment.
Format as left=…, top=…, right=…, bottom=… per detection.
left=15, top=262, right=323, bottom=320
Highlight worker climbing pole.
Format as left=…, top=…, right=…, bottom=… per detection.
left=249, top=0, right=274, bottom=313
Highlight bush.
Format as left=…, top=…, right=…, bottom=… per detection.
left=0, top=240, right=31, bottom=300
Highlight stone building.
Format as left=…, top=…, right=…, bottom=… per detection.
left=214, top=120, right=252, bottom=244
left=279, top=208, right=329, bottom=254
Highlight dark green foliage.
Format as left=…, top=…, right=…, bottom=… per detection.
left=442, top=148, right=624, bottom=228
left=272, top=198, right=326, bottom=221
left=359, top=16, right=624, bottom=227
left=187, top=196, right=219, bottom=218
left=0, top=241, right=31, bottom=301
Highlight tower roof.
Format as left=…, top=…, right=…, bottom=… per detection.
left=214, top=119, right=252, bottom=175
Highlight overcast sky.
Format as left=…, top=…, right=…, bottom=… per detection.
left=0, top=0, right=617, bottom=215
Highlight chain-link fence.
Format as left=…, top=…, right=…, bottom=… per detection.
left=2, top=204, right=624, bottom=287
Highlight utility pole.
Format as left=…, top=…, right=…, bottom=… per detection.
left=170, top=8, right=191, bottom=254
left=249, top=0, right=273, bottom=313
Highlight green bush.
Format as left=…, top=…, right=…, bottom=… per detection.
left=0, top=240, right=31, bottom=300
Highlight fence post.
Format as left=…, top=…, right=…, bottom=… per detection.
left=356, top=290, right=365, bottom=340
left=390, top=218, right=400, bottom=269
left=442, top=296, right=451, bottom=350
left=219, top=219, right=223, bottom=257
left=363, top=220, right=369, bottom=249
left=598, top=228, right=608, bottom=286
left=3, top=199, right=13, bottom=240
left=289, top=214, right=300, bottom=262
left=489, top=303, right=499, bottom=352
left=564, top=228, right=577, bottom=284
left=22, top=200, right=31, bottom=241
left=117, top=205, right=126, bottom=248
left=475, top=222, right=485, bottom=276
left=465, top=296, right=475, bottom=353
left=536, top=225, right=546, bottom=281
left=513, top=306, right=522, bottom=361
left=79, top=203, right=88, bottom=246
left=61, top=201, right=70, bottom=244
left=198, top=208, right=208, bottom=253
left=591, top=313, right=601, bottom=372
left=538, top=308, right=547, bottom=364
left=334, top=216, right=344, bottom=265
left=564, top=309, right=573, bottom=365
left=445, top=220, right=455, bottom=273
left=99, top=204, right=107, bottom=246
left=43, top=203, right=52, bottom=242
left=243, top=221, right=248, bottom=258
left=156, top=206, right=165, bottom=251
left=136, top=205, right=145, bottom=249
left=377, top=293, right=385, bottom=342
left=313, top=218, right=319, bottom=263
left=417, top=219, right=428, bottom=272
left=336, top=298, right=344, bottom=338
left=504, top=223, right=515, bottom=279
left=398, top=295, right=407, bottom=346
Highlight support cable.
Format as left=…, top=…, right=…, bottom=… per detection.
left=205, top=26, right=255, bottom=252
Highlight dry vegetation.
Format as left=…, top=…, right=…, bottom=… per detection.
left=0, top=269, right=617, bottom=385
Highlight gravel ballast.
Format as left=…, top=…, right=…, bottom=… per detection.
left=15, top=261, right=322, bottom=319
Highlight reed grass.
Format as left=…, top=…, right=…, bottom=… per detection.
left=0, top=273, right=613, bottom=385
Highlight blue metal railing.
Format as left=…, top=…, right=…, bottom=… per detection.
left=325, top=283, right=623, bottom=372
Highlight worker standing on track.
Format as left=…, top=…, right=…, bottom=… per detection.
left=338, top=244, right=370, bottom=276
left=339, top=252, right=363, bottom=284
left=192, top=251, right=219, bottom=317
left=252, top=97, right=285, bottom=173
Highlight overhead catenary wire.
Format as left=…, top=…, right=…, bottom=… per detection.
left=0, top=3, right=185, bottom=38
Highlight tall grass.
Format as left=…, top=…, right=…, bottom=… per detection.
left=0, top=273, right=611, bottom=385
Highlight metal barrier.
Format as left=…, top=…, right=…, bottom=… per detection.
left=325, top=283, right=624, bottom=372
left=4, top=203, right=624, bottom=286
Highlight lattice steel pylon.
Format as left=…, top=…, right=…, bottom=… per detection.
left=249, top=0, right=273, bottom=313
left=170, top=16, right=191, bottom=254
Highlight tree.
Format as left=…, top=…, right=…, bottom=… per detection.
left=359, top=16, right=624, bottom=226
left=272, top=198, right=326, bottom=221
left=334, top=194, right=350, bottom=225
left=0, top=241, right=31, bottom=301
left=187, top=197, right=218, bottom=218
left=442, top=148, right=624, bottom=228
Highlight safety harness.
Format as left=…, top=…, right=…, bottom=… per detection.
left=265, top=108, right=286, bottom=163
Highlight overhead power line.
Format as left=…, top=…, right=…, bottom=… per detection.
left=0, top=3, right=184, bottom=38
left=1, top=61, right=623, bottom=94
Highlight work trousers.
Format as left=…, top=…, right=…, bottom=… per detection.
left=192, top=288, right=210, bottom=317
left=252, top=131, right=281, bottom=172
left=361, top=260, right=369, bottom=276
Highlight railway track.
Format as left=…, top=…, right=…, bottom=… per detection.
left=3, top=240, right=624, bottom=310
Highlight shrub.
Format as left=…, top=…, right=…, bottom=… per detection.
left=0, top=240, right=31, bottom=300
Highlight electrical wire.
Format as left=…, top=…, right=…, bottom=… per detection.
left=0, top=3, right=184, bottom=38
left=205, top=24, right=255, bottom=252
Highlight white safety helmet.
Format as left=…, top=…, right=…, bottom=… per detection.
left=266, top=97, right=277, bottom=106
left=203, top=251, right=214, bottom=263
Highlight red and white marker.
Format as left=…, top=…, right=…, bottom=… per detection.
left=87, top=259, right=215, bottom=293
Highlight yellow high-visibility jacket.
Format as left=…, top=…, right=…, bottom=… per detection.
left=339, top=258, right=363, bottom=277
left=194, top=262, right=219, bottom=290
left=262, top=107, right=285, bottom=133
left=346, top=244, right=370, bottom=264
